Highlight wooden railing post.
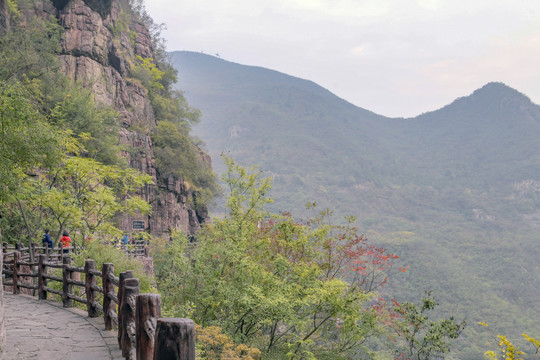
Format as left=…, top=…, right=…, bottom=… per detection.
left=1, top=243, right=6, bottom=279
left=62, top=256, right=72, bottom=307
left=85, top=260, right=99, bottom=317
left=136, top=294, right=161, bottom=360
left=117, top=270, right=134, bottom=347
left=0, top=239, right=4, bottom=353
left=38, top=254, right=47, bottom=300
left=121, top=278, right=139, bottom=360
left=30, top=242, right=36, bottom=260
left=102, top=263, right=115, bottom=330
left=154, top=318, right=196, bottom=360
left=12, top=251, right=20, bottom=295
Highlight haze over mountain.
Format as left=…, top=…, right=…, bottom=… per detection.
left=170, top=50, right=540, bottom=359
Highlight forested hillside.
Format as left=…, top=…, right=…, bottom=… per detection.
left=170, top=50, right=540, bottom=359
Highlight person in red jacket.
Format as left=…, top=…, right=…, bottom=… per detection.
left=59, top=230, right=72, bottom=253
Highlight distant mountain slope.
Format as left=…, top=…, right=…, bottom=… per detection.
left=170, top=51, right=408, bottom=213
left=170, top=50, right=540, bottom=359
left=400, top=82, right=540, bottom=188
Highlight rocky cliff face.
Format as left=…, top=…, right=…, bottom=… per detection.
left=22, top=0, right=207, bottom=237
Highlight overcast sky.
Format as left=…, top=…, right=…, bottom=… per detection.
left=144, top=0, right=540, bottom=118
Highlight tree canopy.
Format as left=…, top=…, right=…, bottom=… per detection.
left=153, top=157, right=433, bottom=359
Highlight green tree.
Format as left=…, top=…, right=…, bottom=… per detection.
left=154, top=157, right=402, bottom=359
left=0, top=81, right=61, bottom=198
left=4, top=129, right=152, bottom=247
left=36, top=142, right=152, bottom=243
left=394, top=291, right=466, bottom=360
left=0, top=16, right=61, bottom=82
left=49, top=85, right=120, bottom=165
left=0, top=80, right=62, bottom=250
left=152, top=120, right=218, bottom=208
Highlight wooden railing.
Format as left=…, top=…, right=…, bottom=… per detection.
left=115, top=239, right=150, bottom=258
left=2, top=242, right=72, bottom=263
left=2, top=248, right=195, bottom=359
left=3, top=239, right=150, bottom=262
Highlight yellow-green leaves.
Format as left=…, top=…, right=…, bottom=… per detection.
left=48, top=155, right=152, bottom=239
left=483, top=332, right=540, bottom=360
left=131, top=55, right=166, bottom=93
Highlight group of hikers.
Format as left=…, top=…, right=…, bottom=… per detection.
left=42, top=229, right=141, bottom=252
left=41, top=229, right=72, bottom=253
left=121, top=233, right=144, bottom=246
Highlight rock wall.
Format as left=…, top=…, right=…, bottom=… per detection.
left=44, top=0, right=206, bottom=237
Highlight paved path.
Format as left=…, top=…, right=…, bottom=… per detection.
left=4, top=293, right=123, bottom=360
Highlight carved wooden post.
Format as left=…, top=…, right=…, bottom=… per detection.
left=38, top=254, right=47, bottom=300
left=12, top=251, right=19, bottom=295
left=1, top=243, right=6, bottom=284
left=121, top=278, right=140, bottom=360
left=62, top=256, right=72, bottom=307
left=117, top=270, right=134, bottom=347
left=84, top=260, right=99, bottom=317
left=154, top=318, right=196, bottom=360
left=136, top=294, right=162, bottom=360
left=102, top=263, right=115, bottom=330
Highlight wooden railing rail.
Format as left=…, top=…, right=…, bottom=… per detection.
left=2, top=249, right=195, bottom=359
left=3, top=242, right=72, bottom=266
left=115, top=240, right=150, bottom=258
left=3, top=239, right=149, bottom=266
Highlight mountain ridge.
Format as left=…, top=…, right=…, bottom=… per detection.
left=172, top=51, right=385, bottom=120
left=169, top=50, right=540, bottom=359
left=174, top=51, right=539, bottom=121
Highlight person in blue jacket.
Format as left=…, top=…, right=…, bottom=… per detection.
left=122, top=233, right=129, bottom=246
left=42, top=229, right=53, bottom=248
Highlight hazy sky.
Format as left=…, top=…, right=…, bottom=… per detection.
left=144, top=0, right=540, bottom=118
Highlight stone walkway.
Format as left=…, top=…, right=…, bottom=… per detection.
left=3, top=293, right=123, bottom=360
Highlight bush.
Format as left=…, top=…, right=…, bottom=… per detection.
left=73, top=240, right=155, bottom=294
